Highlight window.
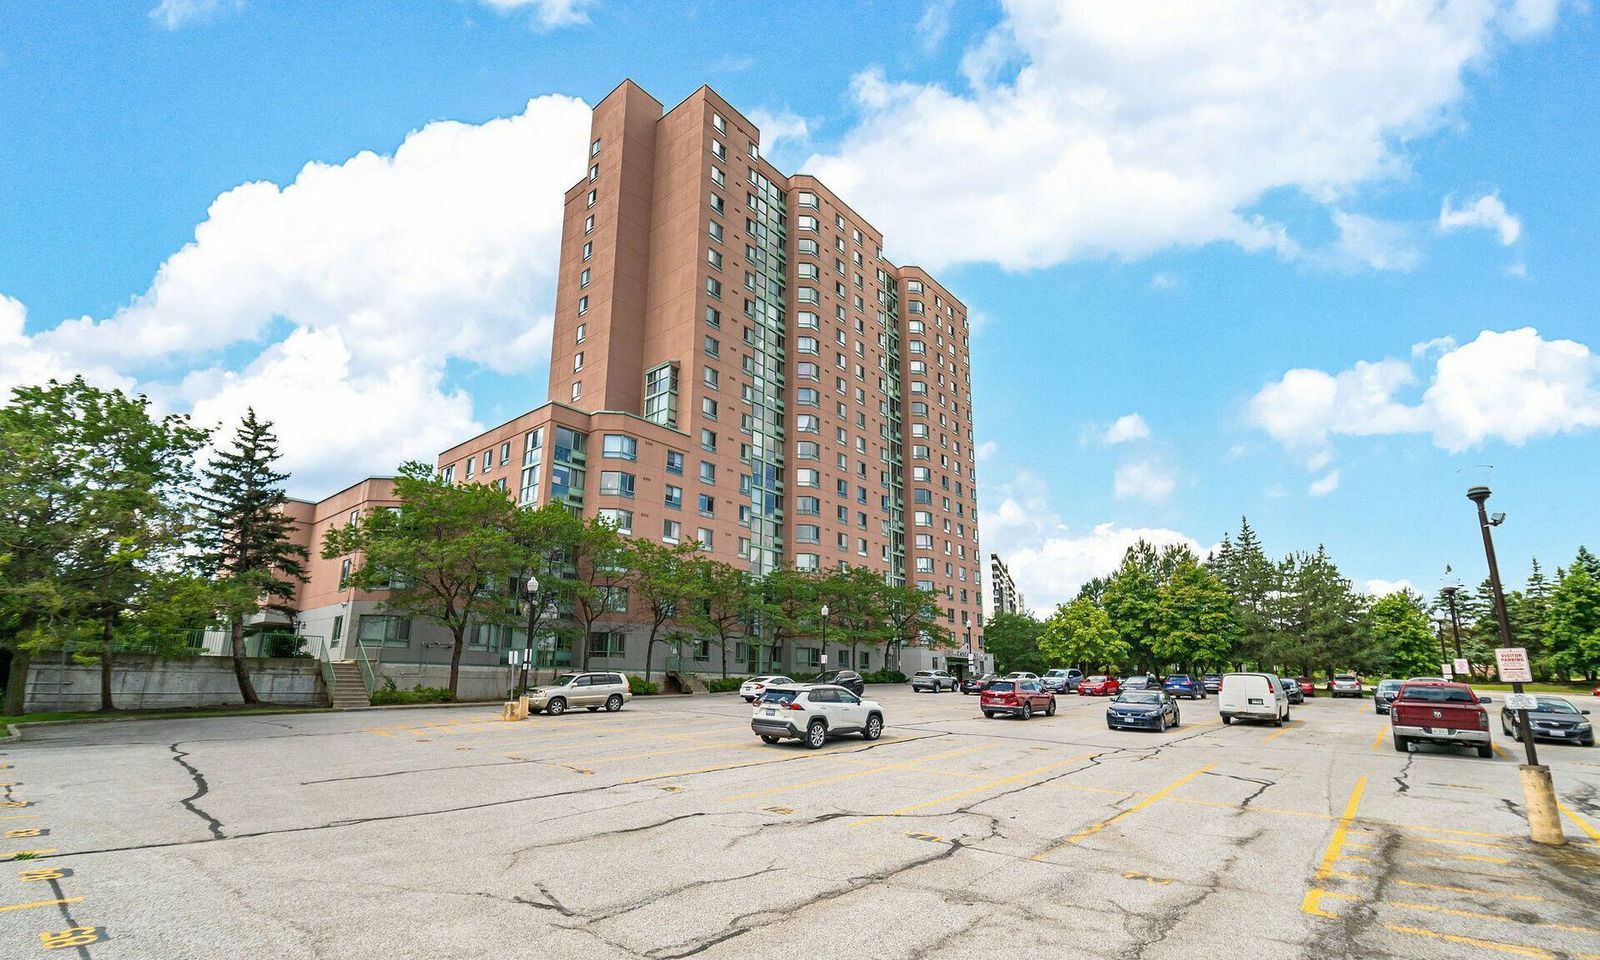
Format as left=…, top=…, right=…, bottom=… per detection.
left=795, top=468, right=820, bottom=487
left=464, top=457, right=474, bottom=479
left=796, top=524, right=820, bottom=543
left=500, top=442, right=511, bottom=465
left=599, top=471, right=635, bottom=497
left=705, top=305, right=721, bottom=328
left=796, top=361, right=819, bottom=381
left=796, top=414, right=819, bottom=433
left=573, top=351, right=584, bottom=372
left=662, top=484, right=683, bottom=509
left=700, top=428, right=717, bottom=452
left=702, top=397, right=718, bottom=420
left=797, top=310, right=819, bottom=329
left=588, top=630, right=625, bottom=658
left=712, top=139, right=727, bottom=160
left=711, top=166, right=725, bottom=187
left=915, top=511, right=933, bottom=527
left=798, top=239, right=819, bottom=255
left=584, top=215, right=594, bottom=234
left=797, top=287, right=818, bottom=304
left=644, top=363, right=679, bottom=428
left=357, top=615, right=411, bottom=648
left=798, top=215, right=818, bottom=231
left=706, top=277, right=722, bottom=299
left=666, top=451, right=684, bottom=474
left=598, top=508, right=633, bottom=534
left=713, top=112, right=726, bottom=133
left=591, top=138, right=602, bottom=157
left=703, top=367, right=719, bottom=389
left=797, top=191, right=818, bottom=208
left=586, top=189, right=596, bottom=208
left=575, top=323, right=586, bottom=343
left=710, top=193, right=724, bottom=214
left=662, top=519, right=681, bottom=543
left=699, top=461, right=716, bottom=483
left=797, top=262, right=819, bottom=280
left=797, top=387, right=819, bottom=406
left=797, top=336, right=819, bottom=354
left=697, top=527, right=714, bottom=549
left=704, top=336, right=720, bottom=358
left=698, top=493, right=715, bottom=516
left=581, top=241, right=592, bottom=261
left=601, top=434, right=637, bottom=461
left=797, top=440, right=820, bottom=459
left=570, top=381, right=582, bottom=402
left=796, top=553, right=820, bottom=572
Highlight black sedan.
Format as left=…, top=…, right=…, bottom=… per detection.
left=812, top=670, right=865, bottom=696
left=1501, top=696, right=1594, bottom=747
left=961, top=673, right=997, bottom=695
left=1106, top=691, right=1181, bottom=732
left=1278, top=676, right=1304, bottom=705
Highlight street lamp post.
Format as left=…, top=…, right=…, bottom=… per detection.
left=1441, top=585, right=1464, bottom=663
left=519, top=575, right=540, bottom=697
left=1466, top=483, right=1563, bottom=844
left=819, top=604, right=830, bottom=670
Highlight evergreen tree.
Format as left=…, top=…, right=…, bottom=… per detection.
left=1214, top=518, right=1278, bottom=667
left=1547, top=565, right=1600, bottom=681
left=1573, top=546, right=1600, bottom=581
left=196, top=409, right=308, bottom=703
left=1153, top=557, right=1238, bottom=672
left=1273, top=547, right=1364, bottom=676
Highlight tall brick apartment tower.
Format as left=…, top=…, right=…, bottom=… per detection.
left=301, top=81, right=984, bottom=684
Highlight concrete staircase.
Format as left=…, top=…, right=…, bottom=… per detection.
left=669, top=672, right=711, bottom=696
left=327, top=660, right=371, bottom=709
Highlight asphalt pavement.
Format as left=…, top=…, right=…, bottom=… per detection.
left=2, top=685, right=1598, bottom=959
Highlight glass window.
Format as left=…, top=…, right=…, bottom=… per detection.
left=699, top=461, right=716, bottom=483
left=599, top=471, right=635, bottom=497
left=664, top=484, right=682, bottom=509
left=666, top=451, right=684, bottom=474
left=597, top=508, right=633, bottom=534
left=357, top=615, right=411, bottom=648
left=662, top=519, right=681, bottom=543
left=602, top=434, right=637, bottom=460
left=698, top=493, right=715, bottom=516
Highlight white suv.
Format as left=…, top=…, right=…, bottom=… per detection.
left=739, top=675, right=794, bottom=702
left=751, top=684, right=885, bottom=748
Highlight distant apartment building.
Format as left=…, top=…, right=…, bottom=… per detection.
left=290, top=82, right=984, bottom=686
left=990, top=553, right=1025, bottom=617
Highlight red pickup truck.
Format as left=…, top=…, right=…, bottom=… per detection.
left=1390, top=680, right=1493, bottom=757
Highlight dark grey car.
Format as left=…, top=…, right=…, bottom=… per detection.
left=1501, top=696, right=1594, bottom=746
left=1373, top=678, right=1404, bottom=714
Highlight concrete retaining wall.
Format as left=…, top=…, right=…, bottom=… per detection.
left=24, top=654, right=328, bottom=713
left=375, top=662, right=520, bottom=702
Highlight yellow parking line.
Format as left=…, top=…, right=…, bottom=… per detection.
left=1262, top=721, right=1303, bottom=743
left=1491, top=741, right=1512, bottom=760
left=1381, top=924, right=1553, bottom=958
left=0, top=815, right=41, bottom=821
left=1032, top=764, right=1214, bottom=858
left=721, top=744, right=990, bottom=802
left=0, top=896, right=82, bottom=908
left=1386, top=900, right=1600, bottom=936
left=1393, top=879, right=1546, bottom=902
left=851, top=752, right=1096, bottom=829
left=1558, top=801, right=1600, bottom=841
left=1313, top=777, right=1367, bottom=883
left=1370, top=726, right=1388, bottom=751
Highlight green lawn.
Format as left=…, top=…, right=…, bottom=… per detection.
left=1, top=704, right=330, bottom=728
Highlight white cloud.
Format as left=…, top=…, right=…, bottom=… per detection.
left=747, top=108, right=811, bottom=152
left=1149, top=272, right=1180, bottom=290
left=1249, top=328, right=1600, bottom=460
left=917, top=0, right=959, bottom=51
left=980, top=470, right=1203, bottom=611
left=1101, top=412, right=1151, bottom=444
left=1328, top=211, right=1421, bottom=272
left=804, top=1, right=1565, bottom=271
left=1362, top=578, right=1417, bottom=596
left=475, top=0, right=596, bottom=29
left=7, top=94, right=591, bottom=497
left=975, top=439, right=998, bottom=461
left=1113, top=459, right=1176, bottom=503
left=1438, top=191, right=1522, bottom=245
left=149, top=0, right=242, bottom=30
left=1308, top=470, right=1340, bottom=496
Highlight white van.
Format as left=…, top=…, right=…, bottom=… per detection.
left=1218, top=672, right=1290, bottom=727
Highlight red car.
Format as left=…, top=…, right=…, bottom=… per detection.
left=980, top=678, right=1056, bottom=719
left=1078, top=675, right=1121, bottom=697
left=1296, top=677, right=1316, bottom=697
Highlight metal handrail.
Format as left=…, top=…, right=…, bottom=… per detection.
left=354, top=641, right=382, bottom=696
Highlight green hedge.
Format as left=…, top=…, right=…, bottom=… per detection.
left=860, top=669, right=908, bottom=684
left=628, top=676, right=659, bottom=696
left=369, top=682, right=453, bottom=706
left=707, top=677, right=749, bottom=693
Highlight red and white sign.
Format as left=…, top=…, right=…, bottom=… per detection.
left=1495, top=647, right=1533, bottom=684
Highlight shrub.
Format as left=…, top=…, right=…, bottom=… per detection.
left=860, top=669, right=908, bottom=685
left=707, top=677, right=749, bottom=693
left=369, top=681, right=453, bottom=706
left=627, top=676, right=659, bottom=696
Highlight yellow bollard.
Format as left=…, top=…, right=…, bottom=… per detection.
left=501, top=699, right=529, bottom=722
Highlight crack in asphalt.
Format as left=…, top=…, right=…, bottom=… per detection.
left=1203, top=770, right=1277, bottom=809
left=168, top=743, right=224, bottom=840
left=1390, top=753, right=1414, bottom=794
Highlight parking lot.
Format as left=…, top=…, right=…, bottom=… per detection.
left=3, top=685, right=1599, bottom=959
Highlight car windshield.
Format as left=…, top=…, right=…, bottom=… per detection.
left=1116, top=692, right=1162, bottom=704
left=758, top=689, right=800, bottom=704
left=915, top=672, right=933, bottom=677
left=551, top=674, right=579, bottom=686
left=1378, top=680, right=1403, bottom=691
left=987, top=681, right=1016, bottom=693
left=1334, top=676, right=1359, bottom=682
left=1167, top=675, right=1192, bottom=682
left=1398, top=685, right=1475, bottom=703
left=1534, top=698, right=1578, bottom=714
left=1086, top=676, right=1107, bottom=683
left=1045, top=670, right=1068, bottom=677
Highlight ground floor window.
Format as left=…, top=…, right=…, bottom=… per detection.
left=467, top=622, right=510, bottom=650
left=694, top=639, right=712, bottom=662
left=588, top=630, right=625, bottom=659
left=798, top=646, right=820, bottom=669
left=357, top=615, right=410, bottom=648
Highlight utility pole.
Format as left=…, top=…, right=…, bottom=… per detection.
left=1466, top=482, right=1562, bottom=845
left=1442, top=584, right=1464, bottom=662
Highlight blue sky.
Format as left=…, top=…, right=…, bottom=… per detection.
left=2, top=0, right=1597, bottom=610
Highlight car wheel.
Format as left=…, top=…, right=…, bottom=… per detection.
left=760, top=734, right=780, bottom=744
left=1477, top=745, right=1494, bottom=759
left=1158, top=716, right=1167, bottom=733
left=982, top=710, right=993, bottom=718
left=1502, top=718, right=1513, bottom=736
left=805, top=719, right=827, bottom=749
left=1046, top=698, right=1056, bottom=717
left=1221, top=714, right=1232, bottom=725
left=605, top=694, right=623, bottom=712
left=1582, top=737, right=1595, bottom=747
left=1393, top=735, right=1410, bottom=753
left=547, top=698, right=567, bottom=716
left=1282, top=709, right=1290, bottom=724
left=1021, top=703, right=1033, bottom=720
left=1173, top=711, right=1181, bottom=728
left=862, top=714, right=883, bottom=741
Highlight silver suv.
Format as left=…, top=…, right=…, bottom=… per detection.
left=911, top=670, right=957, bottom=692
left=527, top=672, right=632, bottom=715
left=751, top=684, right=884, bottom=748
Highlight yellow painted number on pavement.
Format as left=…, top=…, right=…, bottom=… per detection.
left=19, top=869, right=66, bottom=882
left=0, top=801, right=29, bottom=808
left=41, top=927, right=101, bottom=949
left=5, top=829, right=43, bottom=839
left=1123, top=871, right=1174, bottom=885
